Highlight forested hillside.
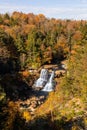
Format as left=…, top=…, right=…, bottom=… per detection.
left=0, top=12, right=87, bottom=130
left=0, top=12, right=86, bottom=69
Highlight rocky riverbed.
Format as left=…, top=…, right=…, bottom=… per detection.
left=15, top=90, right=48, bottom=116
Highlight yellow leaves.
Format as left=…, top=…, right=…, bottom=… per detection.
left=71, top=125, right=81, bottom=130
left=35, top=14, right=45, bottom=22
left=36, top=91, right=62, bottom=117
left=38, top=14, right=45, bottom=18
left=60, top=109, right=67, bottom=117
left=84, top=117, right=87, bottom=126
left=36, top=92, right=55, bottom=115
left=22, top=111, right=31, bottom=121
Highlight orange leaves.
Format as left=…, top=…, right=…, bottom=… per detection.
left=35, top=14, right=46, bottom=23
left=73, top=31, right=82, bottom=41
left=73, top=44, right=80, bottom=49
left=71, top=50, right=76, bottom=55
left=1, top=11, right=87, bottom=70
left=12, top=11, right=20, bottom=19
left=0, top=25, right=6, bottom=30
left=22, top=70, right=30, bottom=77
left=37, top=57, right=41, bottom=62
left=22, top=24, right=35, bottom=34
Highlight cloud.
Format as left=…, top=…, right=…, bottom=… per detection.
left=0, top=3, right=87, bottom=20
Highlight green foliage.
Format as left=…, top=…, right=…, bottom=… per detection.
left=1, top=12, right=86, bottom=68
left=0, top=12, right=87, bottom=130
left=0, top=14, right=3, bottom=24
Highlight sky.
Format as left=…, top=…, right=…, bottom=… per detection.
left=0, top=0, right=87, bottom=20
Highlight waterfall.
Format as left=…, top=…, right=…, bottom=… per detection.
left=34, top=69, right=49, bottom=88
left=42, top=71, right=55, bottom=92
left=33, top=69, right=56, bottom=92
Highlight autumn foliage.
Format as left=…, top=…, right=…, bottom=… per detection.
left=0, top=12, right=87, bottom=130
left=0, top=12, right=86, bottom=70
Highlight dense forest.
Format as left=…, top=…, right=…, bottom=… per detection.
left=0, top=12, right=87, bottom=130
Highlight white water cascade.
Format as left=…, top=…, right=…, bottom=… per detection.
left=42, top=71, right=55, bottom=92
left=33, top=69, right=56, bottom=92
left=34, top=69, right=49, bottom=88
